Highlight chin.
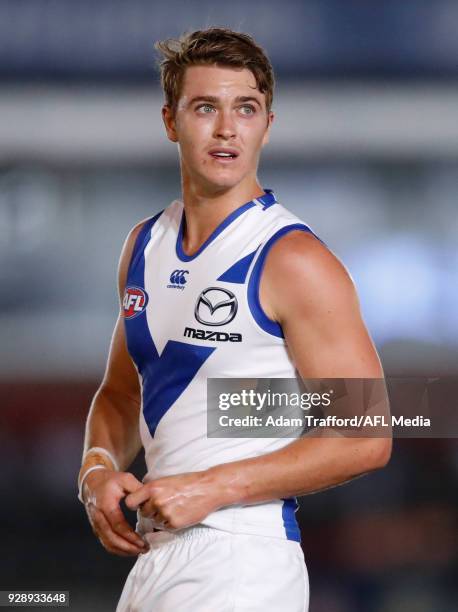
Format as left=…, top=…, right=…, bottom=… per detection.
left=202, top=172, right=242, bottom=192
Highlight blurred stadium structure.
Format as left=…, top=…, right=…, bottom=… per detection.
left=0, top=2, right=456, bottom=611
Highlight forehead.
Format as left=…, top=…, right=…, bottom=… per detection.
left=179, top=64, right=263, bottom=102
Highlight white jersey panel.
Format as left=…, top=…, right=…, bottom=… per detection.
left=123, top=190, right=319, bottom=541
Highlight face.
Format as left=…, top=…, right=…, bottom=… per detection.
left=162, top=64, right=274, bottom=194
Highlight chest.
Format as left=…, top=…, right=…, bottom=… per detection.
left=141, top=234, right=256, bottom=353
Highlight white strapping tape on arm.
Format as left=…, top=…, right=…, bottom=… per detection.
left=78, top=447, right=120, bottom=504
left=78, top=465, right=108, bottom=504
left=83, top=446, right=120, bottom=471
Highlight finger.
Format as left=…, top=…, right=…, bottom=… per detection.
left=148, top=509, right=162, bottom=521
left=122, top=472, right=144, bottom=493
left=92, top=506, right=146, bottom=556
left=136, top=501, right=166, bottom=525
left=137, top=498, right=158, bottom=517
left=105, top=504, right=146, bottom=548
left=95, top=507, right=146, bottom=556
left=125, top=485, right=153, bottom=510
left=138, top=498, right=166, bottom=521
left=145, top=508, right=165, bottom=524
left=88, top=508, right=126, bottom=555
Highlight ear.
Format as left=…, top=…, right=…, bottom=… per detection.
left=261, top=111, right=275, bottom=147
left=162, top=105, right=178, bottom=143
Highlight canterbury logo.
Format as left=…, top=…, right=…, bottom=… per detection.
left=194, top=287, right=238, bottom=327
left=169, top=269, right=189, bottom=285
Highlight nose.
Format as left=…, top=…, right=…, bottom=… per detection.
left=214, top=109, right=236, bottom=140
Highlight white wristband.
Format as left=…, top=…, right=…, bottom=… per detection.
left=78, top=464, right=108, bottom=504
left=83, top=446, right=120, bottom=472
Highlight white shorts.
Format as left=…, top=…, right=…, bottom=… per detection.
left=116, top=526, right=309, bottom=612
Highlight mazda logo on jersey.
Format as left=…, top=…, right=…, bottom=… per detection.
left=122, top=286, right=149, bottom=319
left=194, top=287, right=238, bottom=326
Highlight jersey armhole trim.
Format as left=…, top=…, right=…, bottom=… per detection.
left=127, top=210, right=164, bottom=279
left=247, top=223, right=319, bottom=339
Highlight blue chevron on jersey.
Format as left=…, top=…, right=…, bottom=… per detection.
left=142, top=340, right=215, bottom=437
left=217, top=250, right=258, bottom=284
left=124, top=214, right=216, bottom=437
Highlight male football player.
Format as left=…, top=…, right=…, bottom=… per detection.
left=78, top=27, right=391, bottom=611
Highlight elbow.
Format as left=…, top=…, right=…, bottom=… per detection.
left=361, top=437, right=392, bottom=473
left=375, top=437, right=392, bottom=469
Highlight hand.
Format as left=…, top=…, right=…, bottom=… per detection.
left=124, top=471, right=222, bottom=531
left=83, top=469, right=148, bottom=557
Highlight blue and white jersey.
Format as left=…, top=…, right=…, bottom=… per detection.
left=122, top=189, right=319, bottom=542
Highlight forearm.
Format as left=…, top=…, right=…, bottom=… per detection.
left=207, top=433, right=392, bottom=507
left=78, top=382, right=147, bottom=555
left=81, top=384, right=142, bottom=474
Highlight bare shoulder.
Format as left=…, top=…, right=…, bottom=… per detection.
left=117, top=216, right=155, bottom=299
left=260, top=229, right=383, bottom=378
left=260, top=229, right=357, bottom=321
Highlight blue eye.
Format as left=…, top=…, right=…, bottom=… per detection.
left=240, top=105, right=255, bottom=115
left=197, top=104, right=215, bottom=113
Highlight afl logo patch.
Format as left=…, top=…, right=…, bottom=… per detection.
left=123, top=286, right=149, bottom=319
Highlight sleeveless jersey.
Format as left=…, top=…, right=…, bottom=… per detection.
left=122, top=189, right=320, bottom=542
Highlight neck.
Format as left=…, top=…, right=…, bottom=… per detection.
left=179, top=174, right=266, bottom=257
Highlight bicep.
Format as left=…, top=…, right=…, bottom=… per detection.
left=283, top=287, right=382, bottom=378
left=262, top=232, right=383, bottom=378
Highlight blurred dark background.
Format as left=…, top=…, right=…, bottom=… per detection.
left=0, top=1, right=457, bottom=610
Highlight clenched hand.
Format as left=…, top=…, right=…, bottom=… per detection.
left=125, top=470, right=225, bottom=530
left=83, top=469, right=148, bottom=556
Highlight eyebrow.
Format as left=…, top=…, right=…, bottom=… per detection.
left=188, top=95, right=262, bottom=108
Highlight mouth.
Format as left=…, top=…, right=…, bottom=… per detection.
left=208, top=148, right=239, bottom=163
